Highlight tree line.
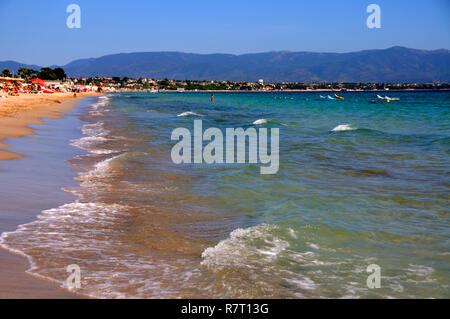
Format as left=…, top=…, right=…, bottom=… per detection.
left=1, top=67, right=67, bottom=81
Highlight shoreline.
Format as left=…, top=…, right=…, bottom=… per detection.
left=130, top=88, right=450, bottom=93
left=0, top=250, right=83, bottom=298
left=0, top=92, right=98, bottom=160
left=0, top=93, right=98, bottom=299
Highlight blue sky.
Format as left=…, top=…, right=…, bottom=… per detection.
left=0, top=0, right=449, bottom=66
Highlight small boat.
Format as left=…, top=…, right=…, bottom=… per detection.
left=320, top=95, right=326, bottom=99
left=377, top=95, right=385, bottom=100
left=334, top=93, right=344, bottom=100
left=327, top=95, right=336, bottom=100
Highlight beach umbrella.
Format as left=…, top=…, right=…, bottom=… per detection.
left=30, top=78, right=46, bottom=86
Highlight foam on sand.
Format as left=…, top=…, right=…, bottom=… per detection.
left=70, top=98, right=126, bottom=155
left=89, top=95, right=111, bottom=116
left=0, top=201, right=128, bottom=297
left=70, top=121, right=120, bottom=155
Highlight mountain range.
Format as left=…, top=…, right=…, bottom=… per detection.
left=1, top=47, right=449, bottom=83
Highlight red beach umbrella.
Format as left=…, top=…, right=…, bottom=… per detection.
left=30, top=78, right=46, bottom=86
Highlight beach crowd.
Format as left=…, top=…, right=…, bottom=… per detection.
left=0, top=77, right=113, bottom=98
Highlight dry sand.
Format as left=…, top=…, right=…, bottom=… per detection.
left=0, top=92, right=98, bottom=298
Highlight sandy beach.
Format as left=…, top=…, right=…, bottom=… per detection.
left=0, top=92, right=97, bottom=298
left=0, top=93, right=98, bottom=160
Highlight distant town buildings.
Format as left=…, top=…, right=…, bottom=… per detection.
left=4, top=66, right=447, bottom=93
left=66, top=76, right=450, bottom=92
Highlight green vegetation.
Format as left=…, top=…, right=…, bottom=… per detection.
left=16, top=67, right=67, bottom=81
left=37, top=67, right=67, bottom=81
left=17, top=67, right=39, bottom=79
left=1, top=68, right=12, bottom=77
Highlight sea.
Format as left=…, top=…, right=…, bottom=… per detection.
left=1, top=91, right=449, bottom=298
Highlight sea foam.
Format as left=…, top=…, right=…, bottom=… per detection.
left=200, top=224, right=318, bottom=296
left=253, top=119, right=268, bottom=125
left=177, top=111, right=201, bottom=117
left=331, top=124, right=356, bottom=132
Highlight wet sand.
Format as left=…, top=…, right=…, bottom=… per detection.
left=0, top=92, right=98, bottom=160
left=0, top=250, right=83, bottom=298
left=0, top=93, right=97, bottom=298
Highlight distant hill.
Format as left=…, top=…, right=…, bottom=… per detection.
left=2, top=47, right=449, bottom=83
left=0, top=61, right=42, bottom=74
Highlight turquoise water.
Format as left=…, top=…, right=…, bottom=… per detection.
left=2, top=91, right=449, bottom=298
